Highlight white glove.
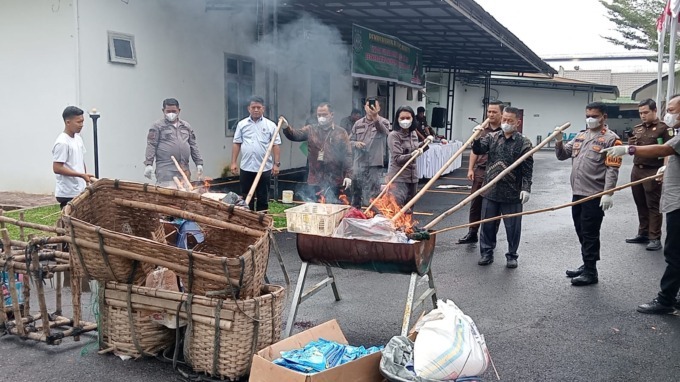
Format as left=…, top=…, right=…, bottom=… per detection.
left=657, top=165, right=666, bottom=177
left=411, top=148, right=424, bottom=158
left=600, top=194, right=613, bottom=211
left=197, top=165, right=204, bottom=177
left=144, top=165, right=154, bottom=179
left=342, top=178, right=352, bottom=190
left=554, top=126, right=564, bottom=142
left=602, top=145, right=629, bottom=158
left=425, top=135, right=435, bottom=143
left=280, top=116, right=289, bottom=130
left=472, top=125, right=484, bottom=134
left=520, top=191, right=530, bottom=204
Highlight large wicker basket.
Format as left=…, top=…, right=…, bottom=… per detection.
left=103, top=282, right=285, bottom=381
left=99, top=284, right=176, bottom=358
left=63, top=179, right=272, bottom=299
left=184, top=284, right=285, bottom=380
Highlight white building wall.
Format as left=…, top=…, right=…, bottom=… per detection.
left=0, top=0, right=78, bottom=194
left=453, top=85, right=591, bottom=144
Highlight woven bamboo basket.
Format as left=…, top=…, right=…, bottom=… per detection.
left=103, top=282, right=285, bottom=380
left=99, top=285, right=176, bottom=358
left=184, top=284, right=285, bottom=380
left=63, top=179, right=272, bottom=299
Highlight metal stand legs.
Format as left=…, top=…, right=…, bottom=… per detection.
left=284, top=262, right=437, bottom=338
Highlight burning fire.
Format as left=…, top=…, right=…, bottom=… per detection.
left=338, top=194, right=350, bottom=205
left=365, top=189, right=417, bottom=234
left=199, top=177, right=212, bottom=193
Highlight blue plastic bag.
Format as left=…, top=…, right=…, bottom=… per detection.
left=273, top=338, right=383, bottom=373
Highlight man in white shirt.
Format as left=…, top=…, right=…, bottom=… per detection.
left=230, top=96, right=281, bottom=211
left=52, top=106, right=93, bottom=208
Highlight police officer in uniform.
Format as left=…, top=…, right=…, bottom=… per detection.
left=144, top=98, right=204, bottom=186
left=457, top=101, right=504, bottom=244
left=555, top=102, right=622, bottom=286
left=624, top=98, right=674, bottom=251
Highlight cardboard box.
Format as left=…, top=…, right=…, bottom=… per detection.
left=249, top=319, right=384, bottom=382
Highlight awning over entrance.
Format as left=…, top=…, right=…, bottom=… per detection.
left=276, top=0, right=555, bottom=75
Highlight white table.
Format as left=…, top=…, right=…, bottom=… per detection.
left=415, top=141, right=463, bottom=179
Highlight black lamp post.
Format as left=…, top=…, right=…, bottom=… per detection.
left=89, top=108, right=101, bottom=178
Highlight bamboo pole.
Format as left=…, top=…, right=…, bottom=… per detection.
left=19, top=212, right=25, bottom=242
left=2, top=229, right=25, bottom=336
left=71, top=237, right=240, bottom=286
left=106, top=282, right=238, bottom=311
left=365, top=135, right=435, bottom=214
left=112, top=198, right=264, bottom=238
left=29, top=242, right=51, bottom=338
left=424, top=122, right=571, bottom=230
left=392, top=119, right=490, bottom=223
left=173, top=176, right=186, bottom=191
left=431, top=173, right=661, bottom=236
left=0, top=216, right=66, bottom=234
left=171, top=155, right=193, bottom=190
left=245, top=117, right=284, bottom=206
left=70, top=253, right=82, bottom=342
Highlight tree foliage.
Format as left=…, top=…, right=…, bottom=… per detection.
left=600, top=0, right=669, bottom=54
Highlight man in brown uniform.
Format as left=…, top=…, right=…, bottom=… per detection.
left=624, top=98, right=674, bottom=251
left=555, top=102, right=622, bottom=286
left=457, top=101, right=504, bottom=244
left=282, top=103, right=353, bottom=202
left=350, top=99, right=391, bottom=207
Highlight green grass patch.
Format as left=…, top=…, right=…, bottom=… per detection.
left=2, top=204, right=61, bottom=240
left=268, top=201, right=294, bottom=229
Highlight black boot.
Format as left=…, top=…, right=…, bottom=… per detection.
left=571, top=261, right=598, bottom=286
left=565, top=264, right=585, bottom=278
left=457, top=231, right=478, bottom=244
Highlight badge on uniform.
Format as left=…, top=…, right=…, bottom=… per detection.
left=605, top=155, right=622, bottom=168
left=318, top=150, right=325, bottom=162
left=573, top=142, right=582, bottom=150
left=592, top=145, right=602, bottom=152
left=597, top=137, right=605, bottom=143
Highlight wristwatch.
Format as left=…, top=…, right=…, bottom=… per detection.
left=627, top=146, right=636, bottom=156
left=275, top=162, right=281, bottom=166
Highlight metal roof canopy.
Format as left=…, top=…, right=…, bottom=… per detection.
left=274, top=0, right=556, bottom=75
left=460, top=72, right=620, bottom=97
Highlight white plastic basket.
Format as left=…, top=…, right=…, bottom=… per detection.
left=285, top=203, right=350, bottom=236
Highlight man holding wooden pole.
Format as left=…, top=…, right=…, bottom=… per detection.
left=471, top=107, right=533, bottom=268
left=457, top=101, right=503, bottom=244
left=555, top=102, right=622, bottom=286
left=231, top=96, right=281, bottom=211
left=603, top=94, right=680, bottom=314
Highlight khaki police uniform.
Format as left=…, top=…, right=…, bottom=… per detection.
left=628, top=119, right=674, bottom=240
left=556, top=127, right=622, bottom=263
left=145, top=118, right=203, bottom=183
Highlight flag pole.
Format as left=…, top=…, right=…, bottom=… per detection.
left=657, top=15, right=669, bottom=106
left=667, top=3, right=678, bottom=102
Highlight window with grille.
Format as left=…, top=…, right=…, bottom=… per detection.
left=225, top=54, right=255, bottom=137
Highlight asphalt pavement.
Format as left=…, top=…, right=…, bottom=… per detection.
left=2, top=150, right=679, bottom=381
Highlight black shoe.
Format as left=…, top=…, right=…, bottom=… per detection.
left=625, top=235, right=649, bottom=244
left=457, top=232, right=478, bottom=244
left=506, top=259, right=518, bottom=269
left=565, top=264, right=584, bottom=278
left=571, top=269, right=598, bottom=286
left=478, top=256, right=493, bottom=266
left=637, top=298, right=675, bottom=314
left=646, top=239, right=662, bottom=251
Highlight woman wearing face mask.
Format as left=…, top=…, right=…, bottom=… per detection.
left=387, top=106, right=428, bottom=208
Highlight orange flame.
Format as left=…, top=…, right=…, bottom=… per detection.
left=365, top=187, right=417, bottom=234
left=200, top=177, right=212, bottom=193
left=338, top=194, right=350, bottom=205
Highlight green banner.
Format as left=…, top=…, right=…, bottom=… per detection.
left=352, top=24, right=424, bottom=88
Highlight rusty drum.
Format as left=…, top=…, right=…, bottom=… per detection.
left=295, top=233, right=437, bottom=276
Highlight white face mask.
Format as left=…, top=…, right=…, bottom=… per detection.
left=585, top=117, right=600, bottom=129
left=399, top=119, right=412, bottom=129
left=664, top=112, right=678, bottom=127
left=165, top=112, right=178, bottom=122
left=501, top=123, right=515, bottom=133
left=317, top=116, right=329, bottom=126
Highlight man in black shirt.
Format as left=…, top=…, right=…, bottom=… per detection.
left=471, top=106, right=534, bottom=268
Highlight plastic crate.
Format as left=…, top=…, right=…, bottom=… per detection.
left=285, top=203, right=350, bottom=236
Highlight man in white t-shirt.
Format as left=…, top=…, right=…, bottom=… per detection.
left=230, top=95, right=281, bottom=211
left=52, top=106, right=93, bottom=208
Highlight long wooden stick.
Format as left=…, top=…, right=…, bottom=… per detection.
left=171, top=155, right=193, bottom=190
left=245, top=117, right=284, bottom=207
left=365, top=135, right=435, bottom=214
left=391, top=119, right=490, bottom=223
left=112, top=198, right=264, bottom=238
left=173, top=176, right=186, bottom=191
left=424, top=122, right=571, bottom=230
left=431, top=172, right=661, bottom=235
